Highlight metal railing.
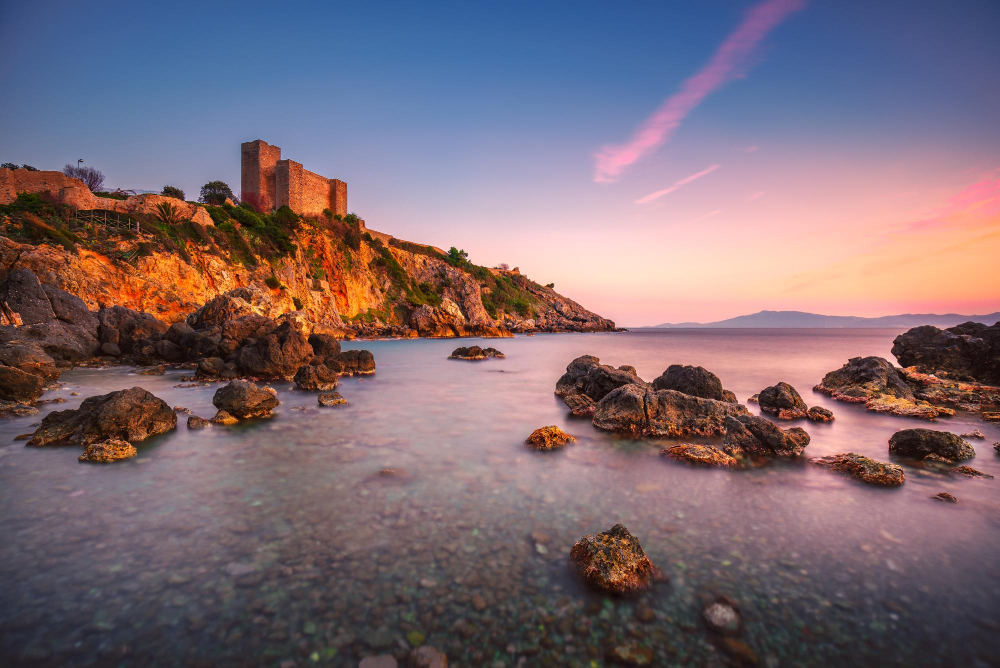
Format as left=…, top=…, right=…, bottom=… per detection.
left=75, top=209, right=140, bottom=233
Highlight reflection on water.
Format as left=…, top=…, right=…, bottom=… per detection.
left=1, top=329, right=998, bottom=667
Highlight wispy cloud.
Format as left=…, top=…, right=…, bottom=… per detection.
left=894, top=173, right=1000, bottom=234
left=592, top=0, right=805, bottom=183
left=748, top=191, right=766, bottom=201
left=635, top=164, right=720, bottom=204
left=738, top=145, right=761, bottom=153
left=684, top=210, right=722, bottom=225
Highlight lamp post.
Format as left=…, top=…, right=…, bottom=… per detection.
left=77, top=159, right=84, bottom=171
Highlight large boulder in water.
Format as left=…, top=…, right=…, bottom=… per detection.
left=212, top=380, right=279, bottom=419
left=722, top=414, right=810, bottom=457
left=569, top=524, right=661, bottom=594
left=27, top=387, right=177, bottom=446
left=556, top=355, right=646, bottom=413
left=814, top=356, right=948, bottom=419
left=593, top=385, right=749, bottom=437
left=236, top=319, right=314, bottom=379
left=97, top=305, right=169, bottom=356
left=891, top=322, right=1000, bottom=384
left=757, top=382, right=808, bottom=419
left=293, top=363, right=339, bottom=391
left=888, top=428, right=975, bottom=462
left=324, top=349, right=375, bottom=375
left=652, top=364, right=737, bottom=403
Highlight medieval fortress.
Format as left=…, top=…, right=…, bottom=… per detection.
left=240, top=140, right=347, bottom=218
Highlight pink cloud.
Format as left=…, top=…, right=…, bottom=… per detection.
left=684, top=210, right=722, bottom=225
left=898, top=173, right=1000, bottom=233
left=748, top=191, right=766, bottom=201
left=635, top=164, right=720, bottom=204
left=593, top=0, right=805, bottom=183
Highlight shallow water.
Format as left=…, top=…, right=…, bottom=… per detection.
left=1, top=329, right=998, bottom=667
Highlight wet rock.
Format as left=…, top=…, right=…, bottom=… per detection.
left=187, top=415, right=210, bottom=429
left=594, top=385, right=749, bottom=437
left=97, top=305, right=169, bottom=355
left=932, top=492, right=958, bottom=503
left=960, top=429, right=985, bottom=439
left=525, top=425, right=577, bottom=450
left=563, top=393, right=597, bottom=417
left=661, top=443, right=737, bottom=468
left=318, top=391, right=347, bottom=407
left=994, top=442, right=1000, bottom=454
left=815, top=356, right=948, bottom=419
left=195, top=356, right=228, bottom=378
left=211, top=410, right=239, bottom=425
left=236, top=319, right=314, bottom=379
left=27, top=387, right=176, bottom=446
left=569, top=524, right=661, bottom=594
left=888, top=429, right=975, bottom=462
left=324, top=349, right=376, bottom=375
left=757, top=382, right=807, bottom=419
left=0, top=341, right=59, bottom=381
left=722, top=414, right=810, bottom=457
left=408, top=645, right=447, bottom=667
left=136, top=364, right=165, bottom=375
left=652, top=364, right=738, bottom=403
left=0, top=364, right=45, bottom=403
left=555, top=355, right=646, bottom=411
left=307, top=332, right=341, bottom=360
left=892, top=321, right=1000, bottom=384
left=806, top=406, right=834, bottom=422
left=293, top=363, right=339, bottom=391
left=0, top=270, right=99, bottom=361
left=609, top=643, right=654, bottom=666
left=702, top=598, right=742, bottom=635
left=952, top=465, right=994, bottom=479
left=212, top=380, right=279, bottom=419
left=0, top=401, right=38, bottom=418
left=449, top=345, right=505, bottom=360
left=78, top=439, right=137, bottom=463
left=811, top=453, right=904, bottom=486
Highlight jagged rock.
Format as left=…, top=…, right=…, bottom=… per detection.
left=294, top=363, right=339, bottom=391
left=210, top=410, right=239, bottom=425
left=812, top=453, right=904, bottom=486
left=236, top=319, right=313, bottom=379
left=722, top=414, right=810, bottom=457
left=0, top=268, right=55, bottom=324
left=324, top=349, right=375, bottom=375
left=195, top=356, right=228, bottom=378
left=888, top=429, right=975, bottom=462
left=815, top=356, right=949, bottom=419
left=449, top=345, right=505, bottom=360
left=0, top=365, right=45, bottom=403
left=308, top=332, right=341, bottom=360
left=318, top=391, right=347, bottom=406
left=892, top=321, right=1000, bottom=384
left=952, top=465, right=994, bottom=479
left=702, top=598, right=743, bottom=635
left=0, top=269, right=98, bottom=361
left=27, top=387, right=176, bottom=446
left=555, top=356, right=646, bottom=411
left=187, top=415, right=210, bottom=429
left=0, top=341, right=59, bottom=381
left=652, top=365, right=737, bottom=403
left=525, top=426, right=577, bottom=450
left=661, top=443, right=737, bottom=468
left=212, top=380, right=278, bottom=419
left=932, top=492, right=958, bottom=503
left=960, top=429, right=985, bottom=439
left=569, top=524, right=661, bottom=594
left=593, top=384, right=749, bottom=437
left=757, top=382, right=808, bottom=419
left=563, top=393, right=597, bottom=417
left=806, top=406, right=834, bottom=422
left=78, top=439, right=137, bottom=463
left=97, top=305, right=169, bottom=355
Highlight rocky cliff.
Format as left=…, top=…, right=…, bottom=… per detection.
left=0, top=169, right=614, bottom=338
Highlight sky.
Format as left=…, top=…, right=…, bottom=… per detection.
left=2, top=0, right=998, bottom=326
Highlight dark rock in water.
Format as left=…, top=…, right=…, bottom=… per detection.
left=892, top=321, right=1000, bottom=385
left=308, top=332, right=341, bottom=360
left=888, top=429, right=975, bottom=462
left=757, top=382, right=807, bottom=419
left=661, top=443, right=737, bottom=468
left=806, top=406, right=835, bottom=422
left=28, top=387, right=176, bottom=446
left=293, top=363, right=339, bottom=391
left=952, top=465, right=994, bottom=479
left=0, top=341, right=59, bottom=381
left=811, top=453, right=904, bottom=486
left=449, top=345, right=505, bottom=360
left=960, top=429, right=985, bottom=439
left=932, top=492, right=958, bottom=503
left=652, top=364, right=738, bottom=403
left=594, top=385, right=749, bottom=437
left=318, top=391, right=347, bottom=407
left=187, top=415, right=210, bottom=429
left=525, top=425, right=577, bottom=450
left=78, top=439, right=136, bottom=463
left=236, top=319, right=313, bottom=379
left=0, top=365, right=45, bottom=403
left=97, top=305, right=169, bottom=355
left=195, top=356, right=227, bottom=378
left=814, top=356, right=948, bottom=419
left=555, top=355, right=646, bottom=409
left=210, top=410, right=239, bottom=425
left=723, top=414, right=810, bottom=457
left=702, top=597, right=743, bottom=635
left=212, top=380, right=278, bottom=419
left=408, top=646, right=447, bottom=668
left=994, top=442, right=1000, bottom=454
left=563, top=393, right=597, bottom=417
left=136, top=365, right=165, bottom=376
left=324, top=349, right=376, bottom=375
left=569, top=523, right=662, bottom=594
left=0, top=401, right=38, bottom=419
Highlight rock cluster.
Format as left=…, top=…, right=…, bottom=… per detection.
left=755, top=381, right=834, bottom=422
left=594, top=385, right=750, bottom=438
left=27, top=387, right=176, bottom=447
left=811, top=453, right=905, bottom=486
left=524, top=425, right=577, bottom=450
left=569, top=524, right=661, bottom=594
left=651, top=365, right=738, bottom=403
left=892, top=321, right=1000, bottom=384
left=814, top=356, right=952, bottom=419
left=449, top=345, right=505, bottom=360
left=887, top=429, right=975, bottom=462
left=555, top=355, right=645, bottom=417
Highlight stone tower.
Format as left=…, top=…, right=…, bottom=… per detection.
left=240, top=139, right=281, bottom=212
left=240, top=139, right=347, bottom=218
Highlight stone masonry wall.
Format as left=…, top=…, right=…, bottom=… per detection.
left=240, top=139, right=347, bottom=218
left=240, top=140, right=281, bottom=212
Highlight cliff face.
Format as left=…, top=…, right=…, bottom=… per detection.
left=0, top=182, right=614, bottom=338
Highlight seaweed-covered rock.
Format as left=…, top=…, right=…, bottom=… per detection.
left=661, top=443, right=737, bottom=468
left=78, top=439, right=137, bottom=463
left=815, top=356, right=949, bottom=419
left=812, top=453, right=904, bottom=486
left=594, top=384, right=749, bottom=437
left=722, top=414, right=810, bottom=457
left=806, top=406, right=834, bottom=422
left=449, top=345, right=505, bottom=360
left=888, top=429, right=975, bottom=462
left=318, top=391, right=347, bottom=407
left=525, top=425, right=577, bottom=450
left=652, top=365, right=737, bottom=403
left=892, top=321, right=1000, bottom=384
left=212, top=380, right=279, bottom=419
left=28, top=387, right=176, bottom=446
left=293, top=363, right=339, bottom=391
left=555, top=356, right=646, bottom=409
left=569, top=524, right=661, bottom=594
left=757, top=382, right=807, bottom=419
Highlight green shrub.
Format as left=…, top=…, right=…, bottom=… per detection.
left=322, top=208, right=333, bottom=221
left=545, top=282, right=554, bottom=289
left=292, top=297, right=303, bottom=310
left=161, top=185, right=185, bottom=200
left=199, top=180, right=233, bottom=205
left=265, top=275, right=281, bottom=289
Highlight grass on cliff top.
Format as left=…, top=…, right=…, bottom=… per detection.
left=442, top=246, right=537, bottom=318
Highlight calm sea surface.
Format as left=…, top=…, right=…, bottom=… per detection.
left=1, top=329, right=998, bottom=667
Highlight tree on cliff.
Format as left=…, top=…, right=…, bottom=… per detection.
left=199, top=181, right=234, bottom=205
left=62, top=164, right=105, bottom=191
left=161, top=185, right=185, bottom=200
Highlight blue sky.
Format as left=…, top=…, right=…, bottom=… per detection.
left=2, top=0, right=998, bottom=323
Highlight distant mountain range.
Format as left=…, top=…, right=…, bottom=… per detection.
left=644, top=310, right=1000, bottom=329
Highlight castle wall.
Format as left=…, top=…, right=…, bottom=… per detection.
left=240, top=140, right=281, bottom=211
left=241, top=139, right=347, bottom=218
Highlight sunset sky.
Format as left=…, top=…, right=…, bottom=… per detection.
left=2, top=0, right=998, bottom=325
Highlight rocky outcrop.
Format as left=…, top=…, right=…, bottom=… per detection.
left=815, top=356, right=952, bottom=419
left=212, top=380, right=279, bottom=419
left=722, top=414, right=810, bottom=457
left=525, top=426, right=577, bottom=450
left=897, top=367, right=1000, bottom=414
left=97, top=305, right=169, bottom=357
left=593, top=384, right=750, bottom=437
left=324, top=349, right=376, bottom=376
left=757, top=382, right=808, bottom=418
left=78, top=439, right=137, bottom=463
left=806, top=406, right=834, bottom=422
left=569, top=524, right=661, bottom=594
left=0, top=365, right=45, bottom=403
left=888, top=429, right=975, bottom=462
left=652, top=365, right=737, bottom=403
left=661, top=443, right=737, bottom=468
left=892, top=321, right=1000, bottom=384
left=293, top=363, right=339, bottom=391
left=812, top=453, right=904, bottom=486
left=449, top=345, right=505, bottom=360
left=555, top=355, right=646, bottom=416
left=236, top=318, right=314, bottom=379
left=27, top=387, right=176, bottom=446
left=318, top=391, right=347, bottom=406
